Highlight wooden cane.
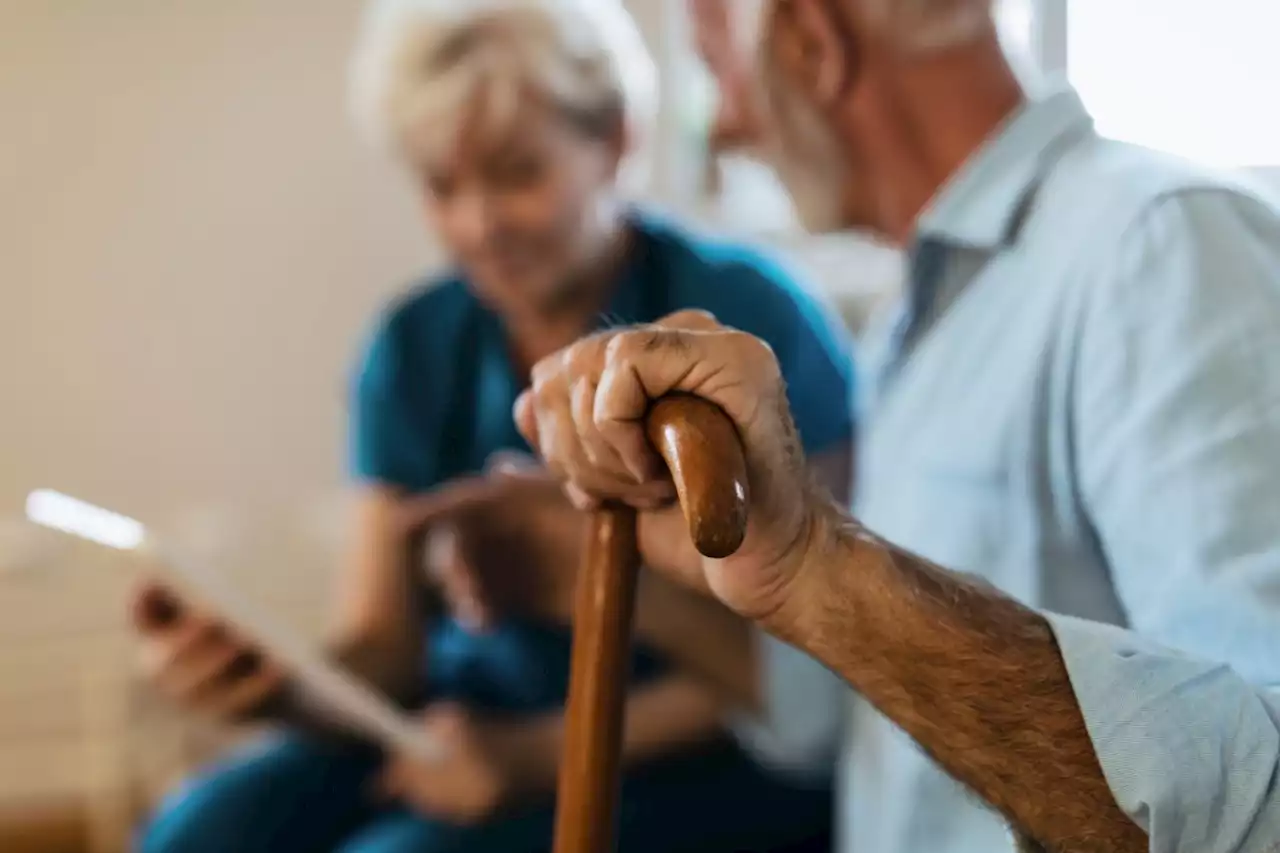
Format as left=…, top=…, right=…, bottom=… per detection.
left=551, top=394, right=750, bottom=853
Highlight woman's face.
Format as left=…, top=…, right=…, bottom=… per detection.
left=409, top=100, right=624, bottom=318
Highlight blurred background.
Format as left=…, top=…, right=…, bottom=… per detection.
left=1, top=0, right=1279, bottom=850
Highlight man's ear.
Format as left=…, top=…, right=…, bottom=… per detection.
left=785, top=0, right=859, bottom=108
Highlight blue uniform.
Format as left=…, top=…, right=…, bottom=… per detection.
left=140, top=213, right=856, bottom=853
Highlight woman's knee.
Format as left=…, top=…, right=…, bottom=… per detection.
left=138, top=734, right=380, bottom=853
left=339, top=809, right=554, bottom=853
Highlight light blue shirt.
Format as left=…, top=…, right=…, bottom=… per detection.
left=738, top=84, right=1280, bottom=852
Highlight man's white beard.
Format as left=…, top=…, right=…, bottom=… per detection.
left=773, top=153, right=848, bottom=233
left=759, top=79, right=851, bottom=233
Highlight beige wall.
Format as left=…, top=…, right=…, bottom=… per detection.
left=0, top=0, right=892, bottom=821
left=0, top=0, right=444, bottom=525
left=0, top=0, right=893, bottom=532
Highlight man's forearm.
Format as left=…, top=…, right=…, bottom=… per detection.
left=776, top=508, right=1146, bottom=850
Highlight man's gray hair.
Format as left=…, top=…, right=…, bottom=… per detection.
left=860, top=0, right=995, bottom=51
left=742, top=0, right=996, bottom=61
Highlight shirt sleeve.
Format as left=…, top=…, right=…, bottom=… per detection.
left=349, top=311, right=421, bottom=489
left=1048, top=613, right=1280, bottom=851
left=1072, top=187, right=1280, bottom=846
left=725, top=634, right=847, bottom=779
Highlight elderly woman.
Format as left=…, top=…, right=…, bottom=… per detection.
left=132, top=1, right=855, bottom=851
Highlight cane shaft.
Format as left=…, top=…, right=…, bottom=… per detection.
left=551, top=506, right=639, bottom=853
left=552, top=395, right=749, bottom=853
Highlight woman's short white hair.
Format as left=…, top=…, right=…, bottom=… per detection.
left=349, top=0, right=657, bottom=188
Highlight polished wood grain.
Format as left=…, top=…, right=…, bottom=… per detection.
left=551, top=395, right=749, bottom=853
left=645, top=394, right=749, bottom=560
left=551, top=505, right=640, bottom=853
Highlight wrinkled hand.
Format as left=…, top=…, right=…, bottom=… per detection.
left=130, top=582, right=287, bottom=722
left=513, top=310, right=828, bottom=626
left=380, top=703, right=545, bottom=825
left=397, top=460, right=587, bottom=630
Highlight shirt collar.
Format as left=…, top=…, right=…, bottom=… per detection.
left=915, top=83, right=1095, bottom=249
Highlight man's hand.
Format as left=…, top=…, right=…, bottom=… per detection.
left=379, top=703, right=556, bottom=824
left=513, top=310, right=832, bottom=626
left=513, top=311, right=1149, bottom=848
left=130, top=581, right=288, bottom=722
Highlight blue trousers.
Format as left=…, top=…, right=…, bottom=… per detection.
left=139, top=733, right=830, bottom=853
left=139, top=620, right=831, bottom=852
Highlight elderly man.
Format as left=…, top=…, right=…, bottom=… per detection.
left=512, top=0, right=1280, bottom=851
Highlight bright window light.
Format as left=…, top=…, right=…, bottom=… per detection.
left=996, top=0, right=1035, bottom=60
left=1068, top=0, right=1280, bottom=167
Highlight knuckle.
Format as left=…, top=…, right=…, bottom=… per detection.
left=730, top=331, right=780, bottom=372
left=606, top=327, right=675, bottom=362
left=529, top=356, right=563, bottom=393
left=661, top=308, right=719, bottom=330
left=569, top=330, right=608, bottom=362
left=603, top=329, right=637, bottom=362
left=562, top=331, right=610, bottom=379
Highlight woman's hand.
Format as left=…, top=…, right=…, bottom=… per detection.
left=379, top=703, right=557, bottom=825
left=400, top=463, right=593, bottom=630
left=130, top=582, right=288, bottom=722
left=513, top=310, right=834, bottom=628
